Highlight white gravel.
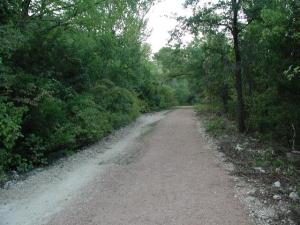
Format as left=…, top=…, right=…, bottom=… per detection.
left=0, top=111, right=168, bottom=225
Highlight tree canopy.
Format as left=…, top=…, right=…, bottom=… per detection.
left=0, top=0, right=182, bottom=180
left=0, top=0, right=299, bottom=181
left=165, top=0, right=300, bottom=147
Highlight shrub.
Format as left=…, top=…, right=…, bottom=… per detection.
left=23, top=96, right=66, bottom=134
left=68, top=94, right=112, bottom=144
left=0, top=99, right=25, bottom=150
left=140, top=83, right=178, bottom=111
left=104, top=87, right=140, bottom=128
left=21, top=96, right=76, bottom=164
left=0, top=98, right=26, bottom=178
left=245, top=89, right=300, bottom=145
left=205, top=117, right=226, bottom=136
left=157, top=85, right=178, bottom=109
left=23, top=134, right=47, bottom=165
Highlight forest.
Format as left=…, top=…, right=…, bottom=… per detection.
left=0, top=0, right=182, bottom=180
left=0, top=0, right=299, bottom=183
left=157, top=0, right=300, bottom=149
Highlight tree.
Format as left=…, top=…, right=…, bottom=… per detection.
left=0, top=0, right=181, bottom=178
left=182, top=0, right=247, bottom=132
left=173, top=0, right=300, bottom=147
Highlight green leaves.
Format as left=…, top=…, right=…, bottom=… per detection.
left=0, top=0, right=175, bottom=178
left=0, top=99, right=26, bottom=150
left=284, top=66, right=300, bottom=81
left=171, top=0, right=300, bottom=145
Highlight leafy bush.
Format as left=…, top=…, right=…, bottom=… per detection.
left=0, top=0, right=179, bottom=181
left=10, top=96, right=76, bottom=166
left=0, top=99, right=25, bottom=150
left=205, top=117, right=227, bottom=136
left=0, top=98, right=26, bottom=177
left=104, top=87, right=140, bottom=128
left=68, top=94, right=112, bottom=144
left=23, top=134, right=47, bottom=165
left=245, top=89, right=300, bottom=145
left=140, top=83, right=178, bottom=111
left=157, top=85, right=178, bottom=109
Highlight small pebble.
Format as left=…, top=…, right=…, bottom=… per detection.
left=289, top=192, right=300, bottom=201
left=273, top=181, right=281, bottom=188
left=273, top=194, right=281, bottom=200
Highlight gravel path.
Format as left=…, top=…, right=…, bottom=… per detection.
left=0, top=108, right=253, bottom=225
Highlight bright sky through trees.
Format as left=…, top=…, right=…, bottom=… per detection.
left=145, top=0, right=193, bottom=53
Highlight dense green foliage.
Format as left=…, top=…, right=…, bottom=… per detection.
left=0, top=0, right=180, bottom=180
left=164, top=0, right=300, bottom=149
left=1, top=0, right=299, bottom=181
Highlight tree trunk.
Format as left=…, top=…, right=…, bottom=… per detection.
left=39, top=0, right=46, bottom=18
left=221, top=85, right=229, bottom=114
left=246, top=71, right=254, bottom=96
left=232, top=0, right=245, bottom=132
left=22, top=0, right=31, bottom=18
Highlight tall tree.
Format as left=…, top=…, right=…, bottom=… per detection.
left=182, top=0, right=247, bottom=132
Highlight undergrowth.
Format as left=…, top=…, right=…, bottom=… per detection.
left=196, top=103, right=300, bottom=224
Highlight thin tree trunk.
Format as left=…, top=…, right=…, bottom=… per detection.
left=39, top=0, right=47, bottom=18
left=22, top=0, right=31, bottom=18
left=221, top=85, right=229, bottom=114
left=246, top=71, right=254, bottom=96
left=232, top=0, right=245, bottom=132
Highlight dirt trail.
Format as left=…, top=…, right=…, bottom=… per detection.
left=0, top=109, right=253, bottom=225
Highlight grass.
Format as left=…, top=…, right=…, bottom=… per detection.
left=196, top=103, right=236, bottom=136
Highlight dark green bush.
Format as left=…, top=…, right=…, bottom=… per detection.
left=19, top=96, right=76, bottom=165
left=0, top=98, right=26, bottom=178
left=68, top=94, right=112, bottom=144
left=139, top=83, right=178, bottom=111
left=0, top=1, right=179, bottom=181
left=245, top=89, right=300, bottom=145
left=104, top=87, right=140, bottom=128
left=157, top=85, right=178, bottom=109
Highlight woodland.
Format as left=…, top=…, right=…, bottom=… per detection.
left=0, top=0, right=299, bottom=181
